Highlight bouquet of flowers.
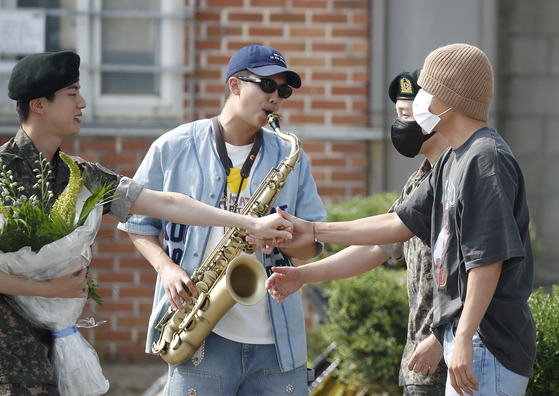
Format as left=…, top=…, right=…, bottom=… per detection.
left=0, top=153, right=113, bottom=396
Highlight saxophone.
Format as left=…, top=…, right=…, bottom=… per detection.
left=151, top=112, right=301, bottom=365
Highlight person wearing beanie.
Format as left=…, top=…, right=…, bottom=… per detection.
left=262, top=43, right=535, bottom=396
left=0, top=50, right=293, bottom=394
left=118, top=45, right=325, bottom=395
left=263, top=69, right=450, bottom=395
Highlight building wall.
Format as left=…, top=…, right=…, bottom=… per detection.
left=0, top=0, right=372, bottom=363
left=0, top=0, right=556, bottom=364
left=496, top=0, right=559, bottom=286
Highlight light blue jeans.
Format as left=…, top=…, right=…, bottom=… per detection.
left=163, top=332, right=309, bottom=396
left=443, top=321, right=529, bottom=396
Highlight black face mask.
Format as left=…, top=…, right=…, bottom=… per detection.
left=390, top=117, right=434, bottom=158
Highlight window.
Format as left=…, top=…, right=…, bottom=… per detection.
left=0, top=0, right=191, bottom=122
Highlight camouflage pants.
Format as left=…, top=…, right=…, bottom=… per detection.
left=0, top=383, right=59, bottom=396
left=0, top=296, right=59, bottom=395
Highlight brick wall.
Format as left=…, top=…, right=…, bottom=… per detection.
left=191, top=0, right=370, bottom=126
left=0, top=0, right=372, bottom=363
left=190, top=0, right=372, bottom=202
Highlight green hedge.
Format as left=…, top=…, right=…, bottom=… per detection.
left=308, top=193, right=407, bottom=395
left=527, top=285, right=559, bottom=395
left=317, top=267, right=408, bottom=395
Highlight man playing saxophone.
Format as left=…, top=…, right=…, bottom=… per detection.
left=119, top=45, right=326, bottom=396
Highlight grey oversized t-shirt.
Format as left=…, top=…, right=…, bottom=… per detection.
left=396, top=127, right=536, bottom=378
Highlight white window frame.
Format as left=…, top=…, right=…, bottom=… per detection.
left=75, top=0, right=188, bottom=121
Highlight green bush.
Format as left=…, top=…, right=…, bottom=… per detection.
left=316, top=267, right=408, bottom=395
left=527, top=285, right=559, bottom=395
left=323, top=193, right=399, bottom=256
left=305, top=193, right=407, bottom=394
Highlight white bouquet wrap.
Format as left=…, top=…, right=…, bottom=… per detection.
left=0, top=197, right=109, bottom=396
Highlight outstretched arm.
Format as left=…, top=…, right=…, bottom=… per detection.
left=310, top=211, right=413, bottom=246
left=266, top=245, right=390, bottom=303
left=250, top=208, right=413, bottom=249
left=130, top=188, right=292, bottom=240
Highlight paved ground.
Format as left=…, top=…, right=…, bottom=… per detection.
left=102, top=363, right=167, bottom=396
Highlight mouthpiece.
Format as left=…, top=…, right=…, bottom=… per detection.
left=267, top=112, right=281, bottom=130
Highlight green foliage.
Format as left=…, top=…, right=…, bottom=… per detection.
left=527, top=285, right=559, bottom=395
left=87, top=274, right=103, bottom=307
left=0, top=154, right=113, bottom=306
left=0, top=154, right=113, bottom=253
left=323, top=193, right=399, bottom=256
left=317, top=267, right=408, bottom=395
left=305, top=192, right=407, bottom=393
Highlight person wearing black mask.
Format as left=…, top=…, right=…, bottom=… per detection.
left=388, top=69, right=448, bottom=162
left=261, top=70, right=449, bottom=396
left=384, top=69, right=449, bottom=395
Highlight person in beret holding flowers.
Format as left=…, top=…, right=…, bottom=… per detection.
left=0, top=50, right=293, bottom=395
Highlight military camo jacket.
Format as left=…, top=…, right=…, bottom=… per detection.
left=0, top=128, right=142, bottom=390
left=382, top=158, right=447, bottom=391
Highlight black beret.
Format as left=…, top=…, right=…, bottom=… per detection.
left=388, top=69, right=421, bottom=103
left=8, top=51, right=80, bottom=102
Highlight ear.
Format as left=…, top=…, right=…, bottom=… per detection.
left=229, top=77, right=241, bottom=96
left=29, top=98, right=45, bottom=115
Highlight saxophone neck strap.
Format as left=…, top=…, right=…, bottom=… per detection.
left=211, top=116, right=263, bottom=178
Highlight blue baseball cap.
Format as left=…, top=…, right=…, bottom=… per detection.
left=225, top=45, right=302, bottom=88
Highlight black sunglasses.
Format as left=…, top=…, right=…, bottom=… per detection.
left=237, top=76, right=293, bottom=99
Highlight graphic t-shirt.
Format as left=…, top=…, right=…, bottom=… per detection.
left=206, top=142, right=275, bottom=344
left=395, top=127, right=536, bottom=377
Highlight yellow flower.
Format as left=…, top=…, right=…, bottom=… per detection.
left=51, top=152, right=84, bottom=227
left=0, top=203, right=13, bottom=224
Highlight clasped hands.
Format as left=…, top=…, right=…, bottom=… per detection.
left=247, top=208, right=315, bottom=303
left=246, top=207, right=313, bottom=253
left=247, top=210, right=296, bottom=242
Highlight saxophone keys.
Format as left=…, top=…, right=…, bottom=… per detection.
left=170, top=333, right=182, bottom=350
left=181, top=317, right=195, bottom=331
left=195, top=281, right=209, bottom=295
left=224, top=246, right=237, bottom=256
left=243, top=245, right=256, bottom=255
left=203, top=271, right=217, bottom=284
left=152, top=338, right=166, bottom=354
left=199, top=295, right=210, bottom=311
left=182, top=296, right=196, bottom=311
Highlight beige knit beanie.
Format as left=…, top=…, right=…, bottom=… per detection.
left=418, top=43, right=494, bottom=121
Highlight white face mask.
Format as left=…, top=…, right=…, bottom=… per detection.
left=412, top=89, right=452, bottom=134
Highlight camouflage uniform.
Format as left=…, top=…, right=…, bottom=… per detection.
left=382, top=158, right=447, bottom=395
left=0, top=128, right=142, bottom=395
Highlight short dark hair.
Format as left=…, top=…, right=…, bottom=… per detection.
left=224, top=69, right=251, bottom=101
left=16, top=92, right=56, bottom=123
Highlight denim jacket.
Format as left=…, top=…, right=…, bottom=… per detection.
left=118, top=119, right=326, bottom=372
